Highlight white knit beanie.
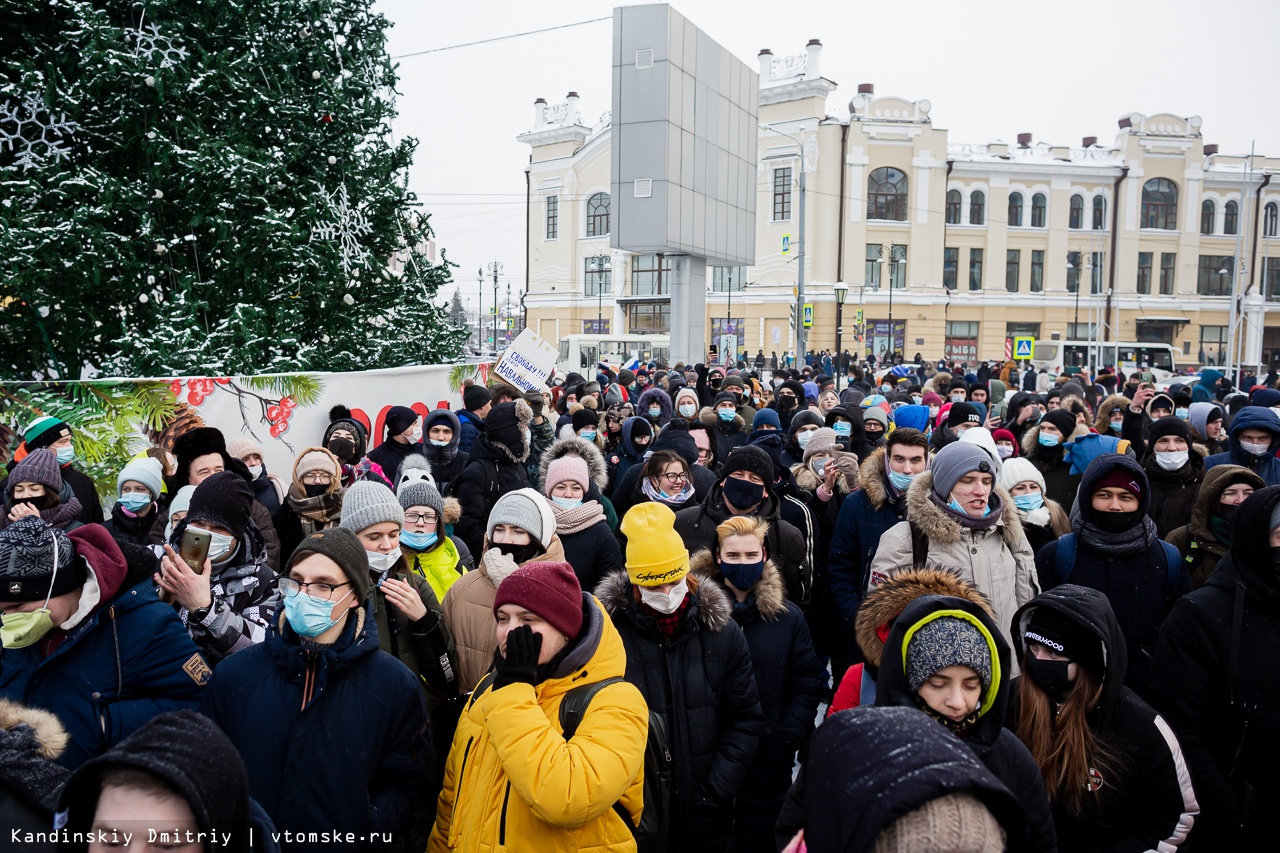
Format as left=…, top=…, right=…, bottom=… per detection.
left=486, top=488, right=555, bottom=548
left=996, top=456, right=1045, bottom=493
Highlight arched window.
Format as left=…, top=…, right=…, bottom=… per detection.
left=867, top=167, right=908, bottom=221
left=1092, top=196, right=1106, bottom=230
left=1224, top=200, right=1239, bottom=236
left=945, top=189, right=961, bottom=224
left=1008, top=192, right=1023, bottom=227
left=1141, top=178, right=1178, bottom=230
left=969, top=190, right=985, bottom=225
left=1200, top=200, right=1216, bottom=235
left=1266, top=202, right=1278, bottom=238
left=585, top=191, right=611, bottom=237
left=1031, top=193, right=1047, bottom=228
left=1069, top=194, right=1084, bottom=229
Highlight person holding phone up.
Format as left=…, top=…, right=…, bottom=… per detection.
left=155, top=471, right=279, bottom=665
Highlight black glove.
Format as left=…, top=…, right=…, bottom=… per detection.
left=493, top=625, right=542, bottom=689
left=523, top=390, right=545, bottom=418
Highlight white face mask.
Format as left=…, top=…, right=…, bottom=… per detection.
left=247, top=464, right=264, bottom=479
left=367, top=547, right=402, bottom=573
left=997, top=445, right=1014, bottom=459
left=407, top=427, right=423, bottom=443
left=797, top=430, right=815, bottom=449
left=639, top=579, right=689, bottom=614
left=1155, top=450, right=1189, bottom=471
left=1241, top=440, right=1272, bottom=457
left=191, top=525, right=235, bottom=563
left=678, top=403, right=697, bottom=418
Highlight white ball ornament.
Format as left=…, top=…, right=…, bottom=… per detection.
left=145, top=76, right=156, bottom=88
left=327, top=155, right=337, bottom=165
left=312, top=70, right=322, bottom=80
left=342, top=293, right=355, bottom=305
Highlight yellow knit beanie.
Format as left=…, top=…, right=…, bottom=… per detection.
left=621, top=502, right=690, bottom=586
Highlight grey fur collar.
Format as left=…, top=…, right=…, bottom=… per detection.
left=594, top=569, right=733, bottom=632
left=905, top=470, right=1024, bottom=548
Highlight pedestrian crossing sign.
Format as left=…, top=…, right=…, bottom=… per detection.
left=1014, top=337, right=1035, bottom=359
left=802, top=304, right=814, bottom=328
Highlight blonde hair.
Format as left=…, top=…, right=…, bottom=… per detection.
left=715, top=515, right=769, bottom=544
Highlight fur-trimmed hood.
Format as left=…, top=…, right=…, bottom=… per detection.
left=857, top=447, right=892, bottom=511
left=637, top=387, right=673, bottom=427
left=698, top=407, right=746, bottom=432
left=1020, top=419, right=1091, bottom=463
left=1093, top=393, right=1131, bottom=433
left=688, top=548, right=787, bottom=621
left=854, top=568, right=993, bottom=667
left=595, top=568, right=734, bottom=633
left=0, top=697, right=69, bottom=760
left=537, top=435, right=610, bottom=491
left=905, top=470, right=1024, bottom=548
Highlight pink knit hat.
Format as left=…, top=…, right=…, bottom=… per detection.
left=543, top=455, right=590, bottom=497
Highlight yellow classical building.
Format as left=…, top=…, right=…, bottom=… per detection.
left=519, top=41, right=1280, bottom=370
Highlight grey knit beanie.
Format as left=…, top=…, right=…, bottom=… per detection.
left=486, top=488, right=554, bottom=548
left=339, top=480, right=405, bottom=533
left=905, top=616, right=992, bottom=694
left=116, top=456, right=164, bottom=499
left=802, top=428, right=838, bottom=464
left=399, top=480, right=444, bottom=518
left=931, top=441, right=996, bottom=500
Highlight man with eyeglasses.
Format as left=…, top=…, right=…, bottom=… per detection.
left=203, top=526, right=431, bottom=847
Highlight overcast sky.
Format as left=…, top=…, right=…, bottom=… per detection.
left=375, top=0, right=1280, bottom=310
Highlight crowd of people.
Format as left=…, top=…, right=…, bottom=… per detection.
left=0, top=354, right=1277, bottom=851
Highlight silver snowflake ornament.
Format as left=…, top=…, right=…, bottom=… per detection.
left=312, top=183, right=374, bottom=276
left=129, top=24, right=189, bottom=69
left=0, top=92, right=78, bottom=171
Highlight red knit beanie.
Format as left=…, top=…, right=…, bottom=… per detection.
left=493, top=561, right=584, bottom=639
left=1094, top=467, right=1142, bottom=497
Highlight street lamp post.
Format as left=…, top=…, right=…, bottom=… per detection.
left=476, top=267, right=484, bottom=352
left=488, top=260, right=503, bottom=353
left=727, top=267, right=734, bottom=367
left=833, top=282, right=849, bottom=391
left=876, top=250, right=900, bottom=361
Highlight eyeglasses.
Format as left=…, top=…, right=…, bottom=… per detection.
left=301, top=472, right=332, bottom=485
left=278, top=577, right=352, bottom=600
left=659, top=472, right=689, bottom=485
left=405, top=512, right=438, bottom=524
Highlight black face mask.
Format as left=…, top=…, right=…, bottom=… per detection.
left=776, top=396, right=795, bottom=411
left=327, top=437, right=356, bottom=463
left=11, top=495, right=52, bottom=511
left=1092, top=509, right=1141, bottom=533
left=304, top=483, right=329, bottom=498
left=1213, top=502, right=1240, bottom=521
left=723, top=476, right=766, bottom=512
left=709, top=378, right=723, bottom=390
left=1024, top=655, right=1074, bottom=703
left=496, top=540, right=542, bottom=565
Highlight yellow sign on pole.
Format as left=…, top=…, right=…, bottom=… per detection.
left=1013, top=336, right=1035, bottom=359
left=802, top=304, right=814, bottom=328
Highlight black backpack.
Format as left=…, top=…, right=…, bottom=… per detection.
left=560, top=677, right=671, bottom=853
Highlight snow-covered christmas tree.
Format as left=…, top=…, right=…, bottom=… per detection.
left=0, top=0, right=466, bottom=379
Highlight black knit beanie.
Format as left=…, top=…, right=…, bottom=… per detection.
left=185, top=471, right=253, bottom=541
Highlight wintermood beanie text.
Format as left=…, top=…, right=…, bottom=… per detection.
left=186, top=471, right=253, bottom=542
left=340, top=480, right=405, bottom=534
left=288, top=526, right=371, bottom=602
left=931, top=442, right=996, bottom=500
left=493, top=561, right=584, bottom=639
left=906, top=616, right=993, bottom=694
left=620, top=502, right=690, bottom=586
left=1025, top=604, right=1104, bottom=679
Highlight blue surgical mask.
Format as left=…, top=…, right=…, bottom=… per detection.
left=888, top=469, right=915, bottom=491
left=118, top=492, right=151, bottom=512
left=717, top=408, right=736, bottom=422
left=399, top=530, right=437, bottom=551
left=1013, top=493, right=1045, bottom=512
left=949, top=497, right=992, bottom=517
left=832, top=422, right=852, bottom=437
left=648, top=407, right=663, bottom=419
left=283, top=589, right=353, bottom=638
left=56, top=446, right=75, bottom=465
left=1109, top=419, right=1123, bottom=432
left=1175, top=407, right=1189, bottom=419
left=551, top=496, right=583, bottom=508
left=911, top=395, right=923, bottom=405
left=579, top=430, right=597, bottom=441
left=1038, top=433, right=1060, bottom=447
left=429, top=439, right=449, bottom=447
left=797, top=430, right=815, bottom=448
left=678, top=403, right=697, bottom=418
left=880, top=384, right=892, bottom=394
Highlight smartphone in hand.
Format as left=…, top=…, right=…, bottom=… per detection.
left=179, top=528, right=211, bottom=574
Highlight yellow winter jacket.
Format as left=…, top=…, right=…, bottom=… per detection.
left=429, top=595, right=648, bottom=853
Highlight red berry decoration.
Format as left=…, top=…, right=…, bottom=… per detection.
left=169, top=380, right=182, bottom=396
left=188, top=391, right=205, bottom=406
left=321, top=114, right=333, bottom=124
left=280, top=396, right=295, bottom=411
left=215, top=378, right=230, bottom=385
left=270, top=423, right=283, bottom=438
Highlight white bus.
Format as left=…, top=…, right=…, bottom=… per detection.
left=556, top=334, right=671, bottom=375
left=1028, top=340, right=1178, bottom=382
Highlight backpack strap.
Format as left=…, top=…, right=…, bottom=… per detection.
left=1229, top=581, right=1247, bottom=704
left=909, top=522, right=929, bottom=570
left=559, top=676, right=626, bottom=740
left=482, top=459, right=501, bottom=505
left=467, top=672, right=497, bottom=713
left=1157, top=540, right=1182, bottom=600
left=1053, top=533, right=1077, bottom=585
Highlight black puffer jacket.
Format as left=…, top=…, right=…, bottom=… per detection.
left=696, top=408, right=748, bottom=476
left=1141, top=450, right=1204, bottom=539
left=448, top=434, right=530, bottom=558
left=423, top=409, right=468, bottom=495
left=690, top=553, right=826, bottom=853
left=1035, top=455, right=1191, bottom=695
left=101, top=501, right=156, bottom=548
left=674, top=480, right=810, bottom=604
left=1151, top=485, right=1280, bottom=849
left=596, top=572, right=763, bottom=853
left=877, top=594, right=1056, bottom=852
left=1013, top=587, right=1200, bottom=853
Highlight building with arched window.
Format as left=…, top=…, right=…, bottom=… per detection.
left=520, top=40, right=1280, bottom=368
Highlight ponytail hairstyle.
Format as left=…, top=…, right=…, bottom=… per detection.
left=1014, top=654, right=1125, bottom=816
